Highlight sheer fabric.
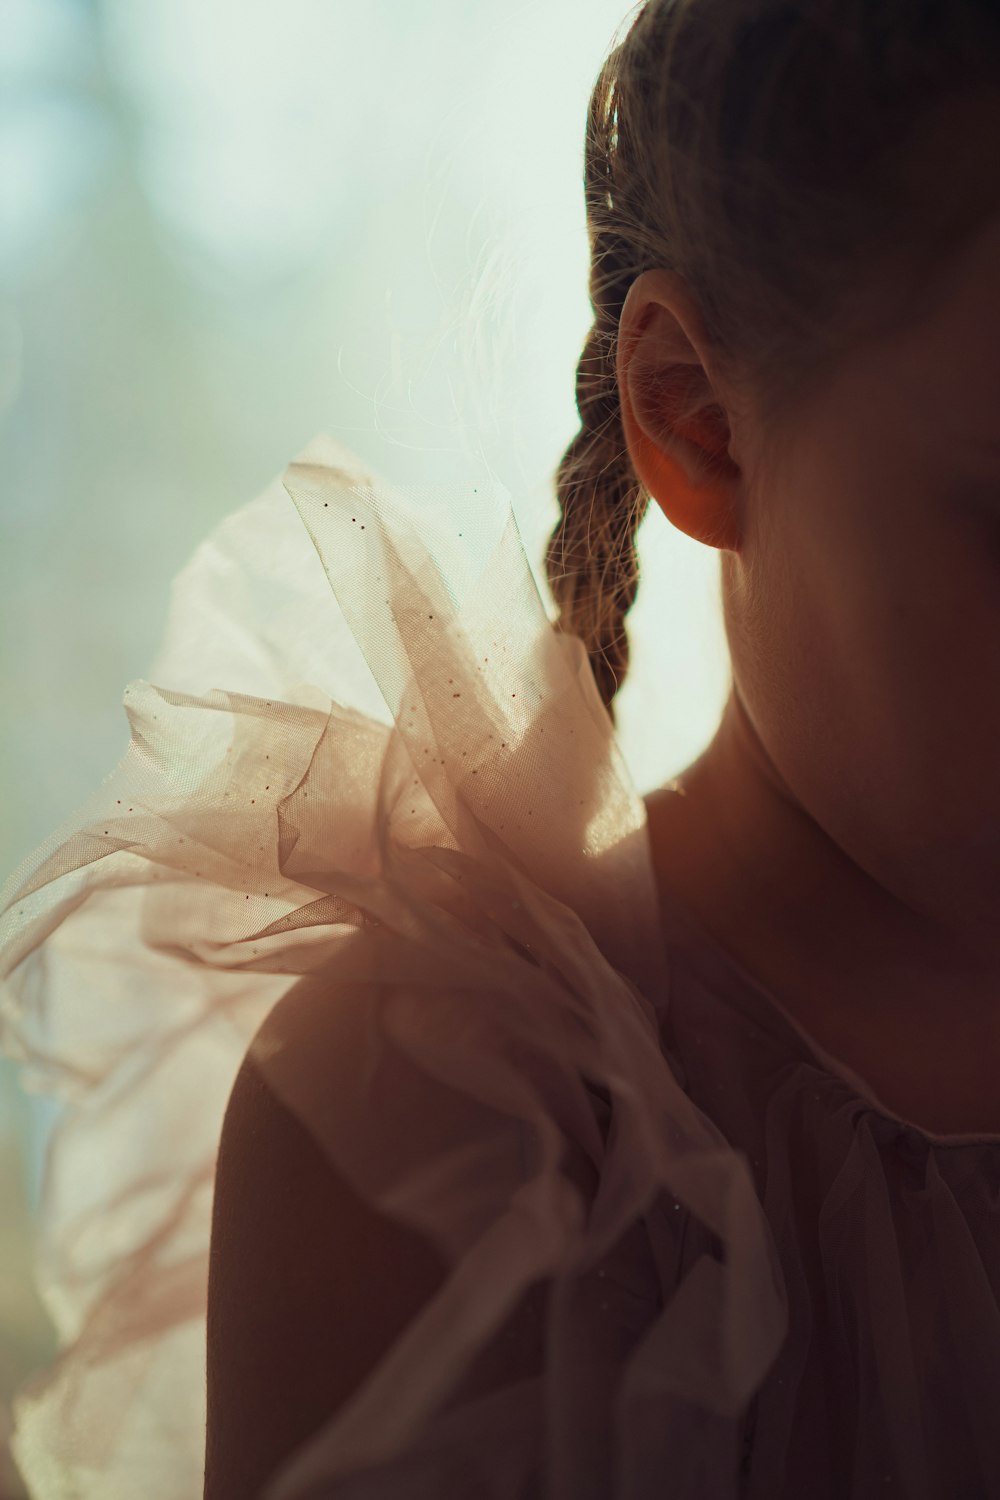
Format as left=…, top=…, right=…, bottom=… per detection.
left=0, top=434, right=784, bottom=1498
left=2, top=433, right=996, bottom=1499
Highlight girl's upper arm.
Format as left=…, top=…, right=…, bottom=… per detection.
left=203, top=987, right=550, bottom=1499
left=203, top=1023, right=451, bottom=1499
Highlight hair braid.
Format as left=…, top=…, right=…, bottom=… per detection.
left=545, top=48, right=652, bottom=730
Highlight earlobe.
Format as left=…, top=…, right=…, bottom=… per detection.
left=622, top=405, right=741, bottom=551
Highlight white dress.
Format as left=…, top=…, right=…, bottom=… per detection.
left=2, top=433, right=996, bottom=1499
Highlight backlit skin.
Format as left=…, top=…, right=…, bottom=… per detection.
left=619, top=190, right=1000, bottom=1118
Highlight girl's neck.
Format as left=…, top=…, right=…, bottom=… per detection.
left=645, top=691, right=1000, bottom=1058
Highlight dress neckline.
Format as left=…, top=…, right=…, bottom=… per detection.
left=645, top=811, right=1000, bottom=1152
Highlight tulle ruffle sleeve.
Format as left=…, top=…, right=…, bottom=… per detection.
left=0, top=433, right=788, bottom=1499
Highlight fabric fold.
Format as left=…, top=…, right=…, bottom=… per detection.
left=0, top=432, right=788, bottom=1500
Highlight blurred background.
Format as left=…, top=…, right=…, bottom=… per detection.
left=0, top=0, right=730, bottom=1492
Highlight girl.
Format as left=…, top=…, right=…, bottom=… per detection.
left=4, top=2, right=1000, bottom=1497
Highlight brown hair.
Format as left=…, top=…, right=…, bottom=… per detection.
left=546, top=0, right=1000, bottom=728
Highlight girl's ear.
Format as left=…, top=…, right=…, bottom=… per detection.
left=617, top=269, right=744, bottom=553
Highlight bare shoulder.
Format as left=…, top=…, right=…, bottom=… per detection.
left=204, top=976, right=550, bottom=1499
left=204, top=976, right=450, bottom=1498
